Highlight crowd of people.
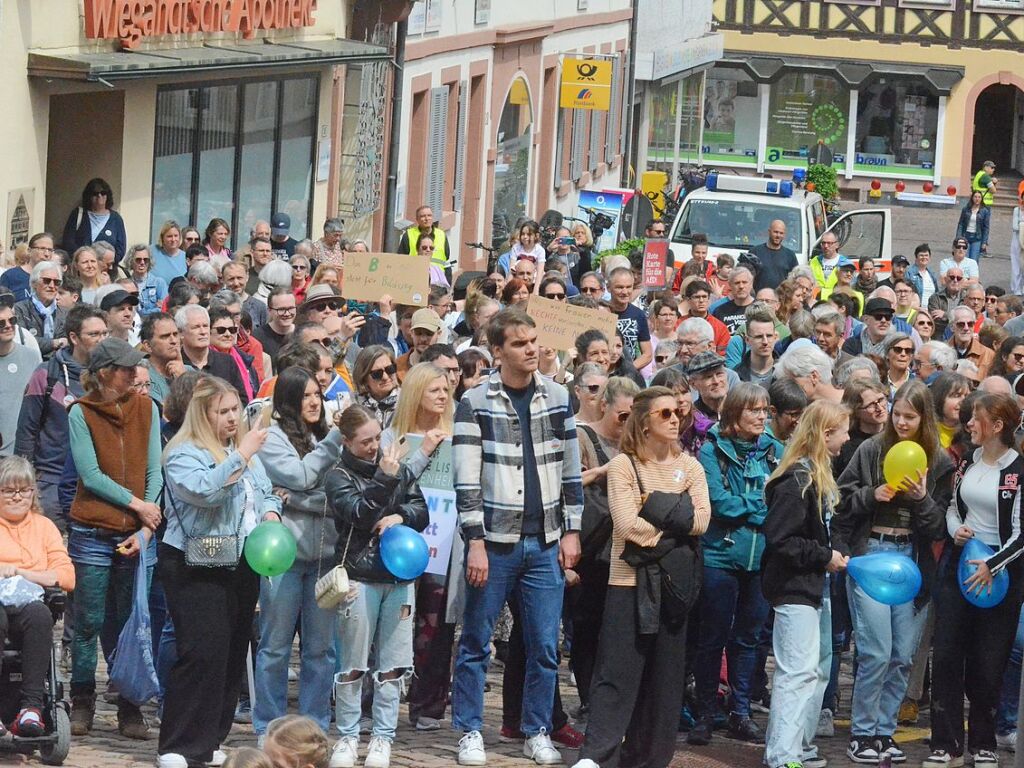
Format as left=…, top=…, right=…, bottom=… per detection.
left=1, top=174, right=1024, bottom=768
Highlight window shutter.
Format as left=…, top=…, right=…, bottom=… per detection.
left=453, top=81, right=468, bottom=211
left=590, top=105, right=602, bottom=172
left=425, top=86, right=449, bottom=214
left=606, top=56, right=621, bottom=164
left=570, top=109, right=586, bottom=181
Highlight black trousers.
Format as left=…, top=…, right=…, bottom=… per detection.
left=931, top=550, right=1024, bottom=755
left=157, top=544, right=260, bottom=764
left=0, top=601, right=53, bottom=709
left=407, top=573, right=458, bottom=723
left=570, top=566, right=609, bottom=708
left=502, top=596, right=569, bottom=732
left=579, top=586, right=689, bottom=768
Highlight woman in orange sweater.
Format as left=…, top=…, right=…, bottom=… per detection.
left=0, top=455, right=75, bottom=738
left=572, top=386, right=711, bottom=768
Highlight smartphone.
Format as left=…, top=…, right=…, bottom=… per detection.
left=334, top=391, right=351, bottom=413
left=558, top=236, right=574, bottom=246
left=347, top=300, right=371, bottom=315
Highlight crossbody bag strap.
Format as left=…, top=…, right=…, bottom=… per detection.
left=627, top=454, right=646, bottom=495
left=167, top=476, right=243, bottom=541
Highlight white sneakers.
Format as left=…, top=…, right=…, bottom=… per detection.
left=208, top=751, right=228, bottom=767
left=329, top=736, right=360, bottom=768
left=364, top=736, right=392, bottom=768
left=458, top=730, right=487, bottom=766
left=997, top=731, right=1018, bottom=753
left=570, top=760, right=600, bottom=768
left=523, top=730, right=563, bottom=765
left=156, top=755, right=188, bottom=768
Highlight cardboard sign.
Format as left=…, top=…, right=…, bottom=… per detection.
left=527, top=295, right=619, bottom=352
left=342, top=251, right=430, bottom=306
left=559, top=57, right=613, bottom=110
left=402, top=435, right=457, bottom=577
left=642, top=239, right=669, bottom=290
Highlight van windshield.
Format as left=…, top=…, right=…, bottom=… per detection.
left=673, top=198, right=802, bottom=252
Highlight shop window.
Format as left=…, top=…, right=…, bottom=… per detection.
left=646, top=74, right=703, bottom=175
left=151, top=74, right=318, bottom=244
left=855, top=79, right=939, bottom=176
left=766, top=73, right=849, bottom=166
left=703, top=69, right=760, bottom=165
left=492, top=76, right=533, bottom=246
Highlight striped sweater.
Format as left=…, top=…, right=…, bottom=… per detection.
left=453, top=371, right=583, bottom=544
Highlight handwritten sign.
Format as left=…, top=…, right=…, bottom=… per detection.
left=342, top=252, right=430, bottom=306
left=642, top=239, right=669, bottom=290
left=526, top=295, right=619, bottom=352
left=402, top=435, right=457, bottom=577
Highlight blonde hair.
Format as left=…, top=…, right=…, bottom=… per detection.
left=0, top=456, right=43, bottom=516
left=389, top=363, right=454, bottom=439
left=164, top=376, right=243, bottom=464
left=768, top=400, right=849, bottom=519
left=222, top=747, right=274, bottom=768
left=265, top=715, right=329, bottom=768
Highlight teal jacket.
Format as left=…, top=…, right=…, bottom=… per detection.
left=697, top=425, right=782, bottom=571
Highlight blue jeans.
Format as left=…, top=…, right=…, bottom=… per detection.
left=452, top=538, right=564, bottom=736
left=966, top=237, right=984, bottom=262
left=997, top=609, right=1024, bottom=735
left=335, top=581, right=415, bottom=741
left=253, top=558, right=338, bottom=735
left=765, top=594, right=832, bottom=768
left=848, top=539, right=928, bottom=738
left=692, top=565, right=771, bottom=719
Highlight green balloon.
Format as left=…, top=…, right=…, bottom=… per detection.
left=244, top=521, right=297, bottom=577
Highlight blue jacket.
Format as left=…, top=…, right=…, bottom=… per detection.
left=14, top=349, right=84, bottom=481
left=905, top=264, right=940, bottom=299
left=62, top=207, right=127, bottom=262
left=956, top=204, right=990, bottom=246
left=162, top=442, right=282, bottom=553
left=697, top=425, right=782, bottom=571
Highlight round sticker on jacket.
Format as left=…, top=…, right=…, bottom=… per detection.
left=7, top=363, right=17, bottom=374
left=550, top=439, right=561, bottom=451
left=674, top=469, right=685, bottom=483
left=64, top=394, right=76, bottom=406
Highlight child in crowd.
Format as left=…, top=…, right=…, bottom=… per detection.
left=262, top=715, right=330, bottom=768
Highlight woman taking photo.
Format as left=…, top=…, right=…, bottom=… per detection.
left=572, top=386, right=710, bottom=768
left=325, top=404, right=431, bottom=768
left=66, top=338, right=163, bottom=739
left=924, top=393, right=1024, bottom=768
left=0, top=456, right=75, bottom=738
left=381, top=364, right=455, bottom=732
left=353, top=345, right=400, bottom=429
left=690, top=383, right=782, bottom=746
left=931, top=372, right=972, bottom=451
left=253, top=366, right=343, bottom=738
left=157, top=377, right=281, bottom=768
left=62, top=178, right=127, bottom=262
left=151, top=221, right=187, bottom=286
left=762, top=400, right=851, bottom=768
left=835, top=380, right=953, bottom=764
left=956, top=191, right=991, bottom=262
left=71, top=246, right=105, bottom=305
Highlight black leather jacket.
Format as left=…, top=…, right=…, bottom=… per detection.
left=324, top=448, right=429, bottom=583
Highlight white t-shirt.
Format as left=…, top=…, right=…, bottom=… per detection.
left=939, top=257, right=979, bottom=282
left=948, top=448, right=1020, bottom=549
left=919, top=269, right=937, bottom=304
left=821, top=255, right=840, bottom=280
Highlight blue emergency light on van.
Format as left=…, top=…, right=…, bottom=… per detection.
left=706, top=172, right=795, bottom=198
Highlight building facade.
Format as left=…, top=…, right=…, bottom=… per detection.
left=1, top=0, right=388, bottom=253
left=710, top=0, right=1024, bottom=197
left=392, top=0, right=632, bottom=268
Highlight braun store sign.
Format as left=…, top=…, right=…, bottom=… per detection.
left=83, top=0, right=318, bottom=49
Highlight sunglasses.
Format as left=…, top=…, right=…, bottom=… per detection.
left=543, top=292, right=566, bottom=301
left=650, top=407, right=685, bottom=421
left=580, top=286, right=603, bottom=295
left=915, top=319, right=934, bottom=327
left=582, top=383, right=602, bottom=394
left=655, top=355, right=671, bottom=363
left=616, top=411, right=631, bottom=423
left=948, top=275, right=964, bottom=282
left=891, top=346, right=914, bottom=355
left=1013, top=353, right=1024, bottom=364
left=369, top=364, right=398, bottom=381
left=292, top=264, right=308, bottom=271
left=39, top=277, right=61, bottom=286
left=869, top=313, right=893, bottom=322
left=0, top=318, right=16, bottom=330
left=134, top=257, right=150, bottom=264
left=953, top=321, right=973, bottom=329
left=419, top=245, right=435, bottom=252
left=307, top=336, right=330, bottom=346
left=213, top=325, right=238, bottom=335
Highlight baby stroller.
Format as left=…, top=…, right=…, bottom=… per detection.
left=0, top=588, right=72, bottom=765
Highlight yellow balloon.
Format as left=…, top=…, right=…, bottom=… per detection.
left=883, top=440, right=928, bottom=487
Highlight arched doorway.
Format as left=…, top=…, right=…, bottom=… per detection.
left=971, top=83, right=1024, bottom=177
left=491, top=77, right=533, bottom=248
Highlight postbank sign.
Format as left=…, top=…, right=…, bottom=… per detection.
left=559, top=57, right=613, bottom=110
left=84, top=0, right=318, bottom=49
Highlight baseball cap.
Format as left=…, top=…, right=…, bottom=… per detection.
left=88, top=337, right=144, bottom=373
left=411, top=308, right=442, bottom=334
left=301, top=284, right=340, bottom=307
left=864, top=297, right=895, bottom=317
left=271, top=212, right=291, bottom=237
left=892, top=255, right=910, bottom=268
left=953, top=237, right=969, bottom=249
left=99, top=289, right=140, bottom=312
left=686, top=351, right=726, bottom=377
left=837, top=257, right=856, bottom=271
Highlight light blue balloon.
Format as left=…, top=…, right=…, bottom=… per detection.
left=958, top=538, right=1009, bottom=608
left=380, top=524, right=430, bottom=581
left=847, top=553, right=922, bottom=606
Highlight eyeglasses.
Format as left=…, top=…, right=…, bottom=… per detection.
left=0, top=318, right=17, bottom=330
left=307, top=337, right=330, bottom=346
left=821, top=240, right=838, bottom=247
left=213, top=325, right=238, bottom=335
left=132, top=380, right=152, bottom=392
left=133, top=257, right=150, bottom=264
left=890, top=346, right=914, bottom=355
left=744, top=407, right=770, bottom=417
left=368, top=364, right=397, bottom=381
left=860, top=396, right=888, bottom=412
left=270, top=305, right=296, bottom=315
left=543, top=292, right=566, bottom=301
left=915, top=319, right=934, bottom=327
left=183, top=235, right=201, bottom=243
left=0, top=487, right=34, bottom=500
left=39, top=277, right=61, bottom=286
left=650, top=229, right=666, bottom=236
left=895, top=288, right=912, bottom=295
left=580, top=286, right=603, bottom=295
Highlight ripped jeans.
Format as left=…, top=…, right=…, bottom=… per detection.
left=335, top=581, right=415, bottom=741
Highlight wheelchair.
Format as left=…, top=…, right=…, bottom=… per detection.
left=0, top=588, right=72, bottom=765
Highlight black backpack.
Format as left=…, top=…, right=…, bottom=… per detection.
left=577, top=424, right=614, bottom=573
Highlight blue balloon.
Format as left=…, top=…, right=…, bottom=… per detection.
left=847, top=553, right=922, bottom=606
left=380, top=524, right=430, bottom=581
left=958, top=538, right=1009, bottom=608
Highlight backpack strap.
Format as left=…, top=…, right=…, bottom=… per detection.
left=36, top=357, right=67, bottom=434
left=578, top=424, right=611, bottom=468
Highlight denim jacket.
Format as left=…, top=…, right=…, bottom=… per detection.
left=905, top=264, right=939, bottom=299
left=162, top=442, right=282, bottom=553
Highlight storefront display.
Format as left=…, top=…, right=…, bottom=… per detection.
left=854, top=79, right=939, bottom=177
left=766, top=73, right=847, bottom=167
left=703, top=70, right=760, bottom=165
